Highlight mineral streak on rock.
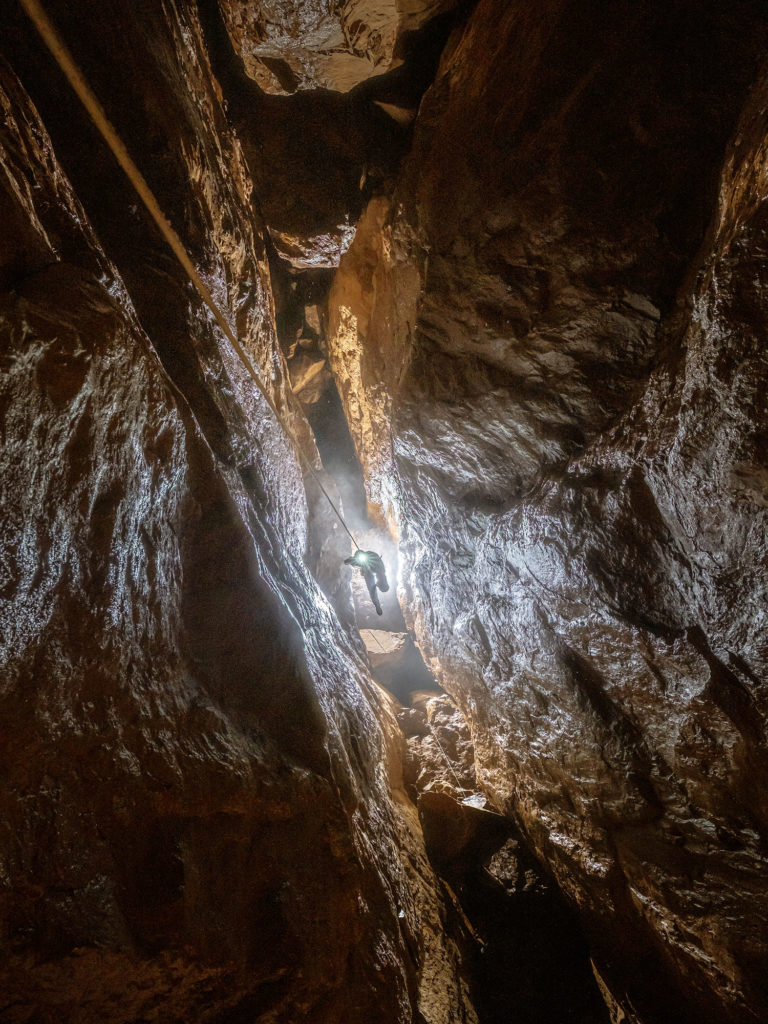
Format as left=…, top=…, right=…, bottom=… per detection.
left=218, top=0, right=459, bottom=94
left=0, top=9, right=475, bottom=1021
left=327, top=2, right=768, bottom=1022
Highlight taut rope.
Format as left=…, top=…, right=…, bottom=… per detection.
left=19, top=0, right=360, bottom=550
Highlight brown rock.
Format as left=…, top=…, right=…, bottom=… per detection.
left=362, top=628, right=409, bottom=668
left=404, top=694, right=613, bottom=1024
left=287, top=348, right=332, bottom=404
left=304, top=302, right=325, bottom=337
left=195, top=0, right=419, bottom=275
left=327, top=2, right=768, bottom=1021
left=219, top=0, right=460, bottom=93
left=407, top=694, right=478, bottom=798
left=230, top=87, right=368, bottom=272
left=270, top=221, right=357, bottom=270
left=6, top=0, right=768, bottom=1019
left=0, top=10, right=475, bottom=1021
left=397, top=704, right=430, bottom=738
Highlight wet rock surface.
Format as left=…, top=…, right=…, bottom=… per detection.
left=199, top=0, right=464, bottom=271
left=218, top=0, right=460, bottom=94
left=0, top=7, right=475, bottom=1021
left=4, top=0, right=768, bottom=1020
left=403, top=693, right=611, bottom=1024
left=328, top=2, right=768, bottom=1022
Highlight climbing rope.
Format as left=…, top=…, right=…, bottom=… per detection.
left=18, top=0, right=360, bottom=551
left=428, top=721, right=466, bottom=793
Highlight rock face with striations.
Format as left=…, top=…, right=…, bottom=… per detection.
left=328, top=2, right=768, bottom=1022
left=0, top=3, right=475, bottom=1021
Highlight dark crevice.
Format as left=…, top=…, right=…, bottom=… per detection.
left=409, top=708, right=612, bottom=1024
left=305, top=382, right=369, bottom=529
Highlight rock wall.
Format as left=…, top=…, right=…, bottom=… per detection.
left=5, top=0, right=768, bottom=1019
left=0, top=4, right=475, bottom=1021
left=402, top=693, right=610, bottom=1024
left=328, top=2, right=768, bottom=1021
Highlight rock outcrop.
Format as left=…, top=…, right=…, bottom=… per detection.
left=402, top=693, right=612, bottom=1024
left=0, top=3, right=475, bottom=1020
left=219, top=0, right=459, bottom=94
left=195, top=0, right=408, bottom=271
left=328, top=2, right=768, bottom=1022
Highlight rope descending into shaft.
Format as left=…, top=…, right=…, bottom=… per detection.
left=428, top=721, right=465, bottom=792
left=310, top=471, right=359, bottom=549
left=19, top=0, right=360, bottom=551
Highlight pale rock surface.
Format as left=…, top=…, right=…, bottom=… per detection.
left=362, top=627, right=409, bottom=667
left=287, top=346, right=332, bottom=403
left=270, top=220, right=357, bottom=270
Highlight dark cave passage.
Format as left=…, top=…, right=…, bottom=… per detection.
left=2, top=1, right=768, bottom=1023
left=291, top=332, right=611, bottom=1024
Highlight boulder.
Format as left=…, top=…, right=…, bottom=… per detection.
left=219, top=0, right=460, bottom=93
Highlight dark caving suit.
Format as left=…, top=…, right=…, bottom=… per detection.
left=345, top=550, right=389, bottom=616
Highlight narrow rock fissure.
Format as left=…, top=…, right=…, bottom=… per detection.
left=268, top=194, right=611, bottom=1021
left=3, top=2, right=768, bottom=1023
left=279, top=273, right=612, bottom=1023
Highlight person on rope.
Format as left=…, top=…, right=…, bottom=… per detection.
left=345, top=550, right=389, bottom=616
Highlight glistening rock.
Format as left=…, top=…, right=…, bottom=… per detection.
left=219, top=0, right=460, bottom=93
left=327, top=2, right=768, bottom=1021
left=0, top=6, right=475, bottom=1019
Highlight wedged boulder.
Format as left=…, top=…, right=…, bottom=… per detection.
left=327, top=2, right=768, bottom=1021
left=405, top=693, right=478, bottom=798
left=287, top=346, right=332, bottom=403
left=219, top=0, right=460, bottom=94
left=195, top=0, right=427, bottom=274
left=270, top=221, right=357, bottom=270
left=362, top=628, right=410, bottom=667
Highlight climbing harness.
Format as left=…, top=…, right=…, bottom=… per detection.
left=19, top=0, right=360, bottom=551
